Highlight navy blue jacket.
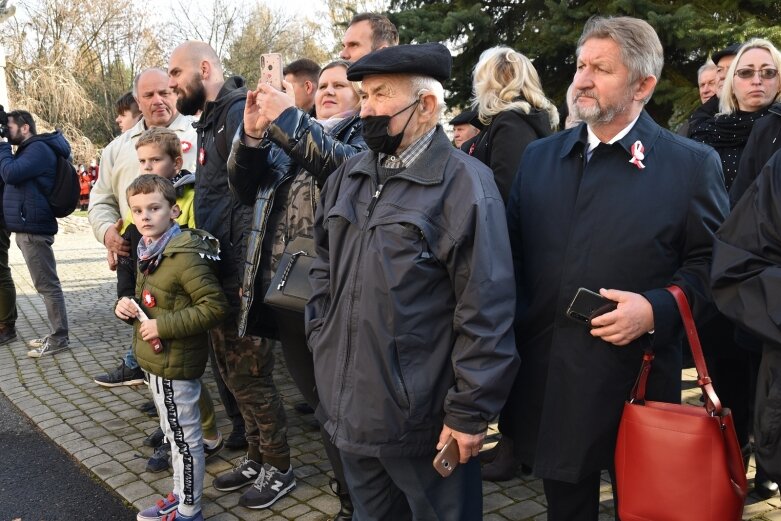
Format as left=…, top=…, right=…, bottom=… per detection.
left=506, top=110, right=729, bottom=482
left=0, top=131, right=71, bottom=235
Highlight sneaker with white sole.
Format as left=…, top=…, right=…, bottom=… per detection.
left=238, top=463, right=296, bottom=509
left=94, top=359, right=144, bottom=387
left=213, top=456, right=262, bottom=491
left=27, top=337, right=70, bottom=358
left=136, top=492, right=178, bottom=521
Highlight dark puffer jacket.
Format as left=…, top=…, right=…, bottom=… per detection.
left=0, top=131, right=71, bottom=235
left=127, top=229, right=228, bottom=380
left=730, top=102, right=781, bottom=207
left=227, top=107, right=365, bottom=337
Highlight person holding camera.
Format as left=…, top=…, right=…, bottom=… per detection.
left=0, top=110, right=71, bottom=357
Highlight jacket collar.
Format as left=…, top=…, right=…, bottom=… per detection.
left=195, top=76, right=247, bottom=129
left=560, top=110, right=661, bottom=162
left=131, top=113, right=195, bottom=140
left=349, top=125, right=450, bottom=186
left=769, top=102, right=781, bottom=117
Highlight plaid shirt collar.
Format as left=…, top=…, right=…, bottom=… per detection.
left=379, top=126, right=437, bottom=169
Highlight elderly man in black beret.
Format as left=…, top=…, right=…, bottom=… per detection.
left=450, top=109, right=481, bottom=149
left=305, top=42, right=520, bottom=519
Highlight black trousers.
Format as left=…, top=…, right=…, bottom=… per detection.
left=341, top=451, right=482, bottom=521
left=275, top=309, right=348, bottom=489
left=543, top=469, right=619, bottom=521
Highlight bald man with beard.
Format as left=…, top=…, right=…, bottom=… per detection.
left=168, top=41, right=294, bottom=509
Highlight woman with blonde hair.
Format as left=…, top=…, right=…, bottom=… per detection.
left=466, top=46, right=559, bottom=202
left=689, top=37, right=781, bottom=499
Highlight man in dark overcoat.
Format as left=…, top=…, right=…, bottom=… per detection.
left=505, top=16, right=729, bottom=520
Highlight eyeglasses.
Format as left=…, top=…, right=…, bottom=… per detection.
left=734, top=68, right=779, bottom=80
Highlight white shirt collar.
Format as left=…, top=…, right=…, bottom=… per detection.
left=586, top=113, right=641, bottom=153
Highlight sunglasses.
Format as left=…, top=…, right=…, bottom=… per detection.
left=734, top=68, right=779, bottom=80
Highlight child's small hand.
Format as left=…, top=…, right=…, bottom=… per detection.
left=115, top=297, right=139, bottom=320
left=139, top=319, right=159, bottom=341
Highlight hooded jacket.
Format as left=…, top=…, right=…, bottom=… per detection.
left=192, top=76, right=250, bottom=308
left=128, top=228, right=228, bottom=380
left=467, top=107, right=553, bottom=203
left=227, top=107, right=365, bottom=337
left=0, top=131, right=71, bottom=235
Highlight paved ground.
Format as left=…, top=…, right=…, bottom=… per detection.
left=2, top=215, right=781, bottom=520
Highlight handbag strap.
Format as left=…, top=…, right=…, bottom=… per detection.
left=630, top=285, right=722, bottom=416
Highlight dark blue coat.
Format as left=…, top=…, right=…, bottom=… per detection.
left=506, top=110, right=729, bottom=482
left=0, top=131, right=71, bottom=235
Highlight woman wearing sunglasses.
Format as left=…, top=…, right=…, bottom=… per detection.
left=689, top=37, right=781, bottom=500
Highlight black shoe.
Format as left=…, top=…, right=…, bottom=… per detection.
left=146, top=443, right=170, bottom=473
left=94, top=359, right=144, bottom=387
left=330, top=477, right=353, bottom=521
left=304, top=418, right=320, bottom=432
left=138, top=400, right=158, bottom=417
left=0, top=326, right=17, bottom=346
left=224, top=428, right=248, bottom=450
left=294, top=402, right=315, bottom=414
left=143, top=427, right=165, bottom=448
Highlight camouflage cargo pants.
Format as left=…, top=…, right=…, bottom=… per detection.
left=209, top=319, right=289, bottom=462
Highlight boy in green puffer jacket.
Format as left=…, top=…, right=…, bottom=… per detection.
left=115, top=174, right=227, bottom=521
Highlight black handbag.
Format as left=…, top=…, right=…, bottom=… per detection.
left=263, top=235, right=315, bottom=313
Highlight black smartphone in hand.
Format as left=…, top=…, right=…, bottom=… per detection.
left=566, top=287, right=617, bottom=325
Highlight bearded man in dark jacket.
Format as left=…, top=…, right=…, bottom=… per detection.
left=168, top=41, right=293, bottom=508
left=306, top=43, right=519, bottom=520
left=506, top=17, right=728, bottom=521
left=0, top=111, right=71, bottom=357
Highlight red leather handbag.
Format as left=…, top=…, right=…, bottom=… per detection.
left=614, top=285, right=747, bottom=521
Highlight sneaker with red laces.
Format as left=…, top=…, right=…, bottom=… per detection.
left=136, top=492, right=178, bottom=521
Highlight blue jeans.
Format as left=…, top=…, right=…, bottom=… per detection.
left=123, top=345, right=139, bottom=369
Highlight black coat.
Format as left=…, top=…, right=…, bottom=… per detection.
left=712, top=149, right=781, bottom=346
left=193, top=76, right=250, bottom=310
left=468, top=108, right=552, bottom=203
left=506, top=111, right=729, bottom=483
left=730, top=102, right=781, bottom=207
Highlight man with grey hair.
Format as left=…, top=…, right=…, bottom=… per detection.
left=306, top=43, right=519, bottom=519
left=698, top=61, right=719, bottom=104
left=505, top=16, right=728, bottom=519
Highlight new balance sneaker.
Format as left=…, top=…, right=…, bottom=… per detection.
left=213, top=456, right=262, bottom=491
left=146, top=442, right=171, bottom=473
left=136, top=492, right=178, bottom=521
left=204, top=431, right=224, bottom=460
left=94, top=359, right=144, bottom=387
left=27, top=337, right=70, bottom=358
left=239, top=463, right=296, bottom=509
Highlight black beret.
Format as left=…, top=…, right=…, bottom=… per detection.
left=712, top=43, right=741, bottom=65
left=347, top=42, right=452, bottom=83
left=449, top=109, right=478, bottom=126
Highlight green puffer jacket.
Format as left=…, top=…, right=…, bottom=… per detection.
left=130, top=229, right=228, bottom=380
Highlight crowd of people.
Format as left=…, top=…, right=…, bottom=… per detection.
left=0, top=10, right=780, bottom=521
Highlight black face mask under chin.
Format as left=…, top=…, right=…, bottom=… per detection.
left=361, top=98, right=420, bottom=155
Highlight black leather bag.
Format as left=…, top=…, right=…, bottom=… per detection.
left=264, top=236, right=315, bottom=313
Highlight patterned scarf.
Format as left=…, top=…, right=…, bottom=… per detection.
left=137, top=222, right=181, bottom=274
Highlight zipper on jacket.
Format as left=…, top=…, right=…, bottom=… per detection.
left=365, top=184, right=384, bottom=217
left=333, top=177, right=384, bottom=443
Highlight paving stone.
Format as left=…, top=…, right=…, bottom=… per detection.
left=116, top=480, right=155, bottom=503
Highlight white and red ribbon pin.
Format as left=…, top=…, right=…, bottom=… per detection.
left=629, top=140, right=645, bottom=169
